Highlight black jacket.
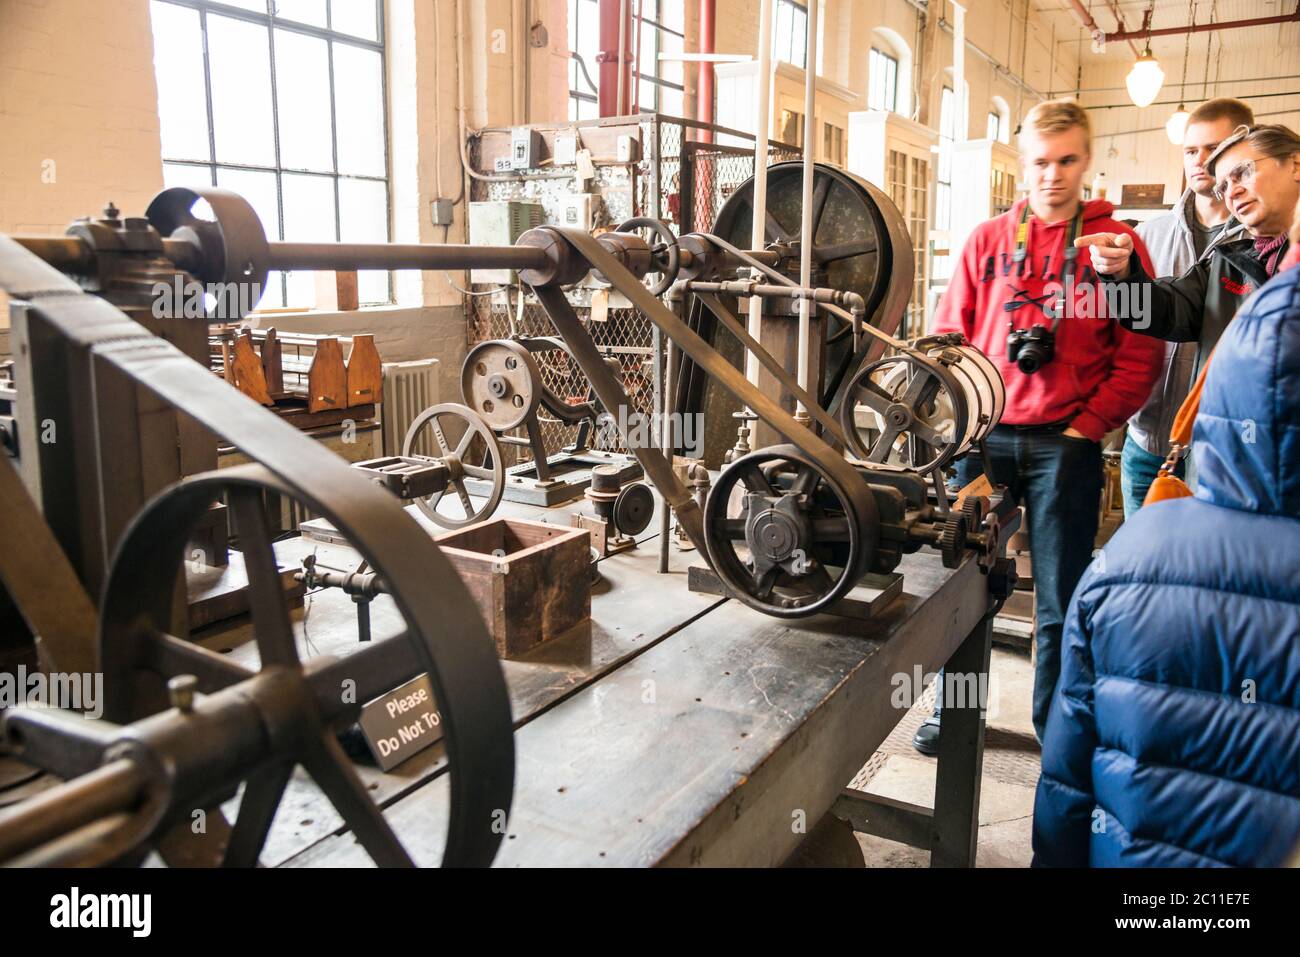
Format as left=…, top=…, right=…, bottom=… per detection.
left=1117, top=236, right=1287, bottom=383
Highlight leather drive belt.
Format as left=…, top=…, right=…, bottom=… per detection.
left=1, top=238, right=514, bottom=867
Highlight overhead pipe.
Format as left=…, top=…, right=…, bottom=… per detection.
left=597, top=0, right=633, bottom=116
left=1104, top=6, right=1300, bottom=42
left=697, top=0, right=716, bottom=143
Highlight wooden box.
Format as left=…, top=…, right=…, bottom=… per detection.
left=435, top=518, right=590, bottom=658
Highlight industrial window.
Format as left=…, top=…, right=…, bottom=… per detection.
left=636, top=0, right=686, bottom=116
left=987, top=110, right=1004, bottom=143
left=773, top=0, right=808, bottom=69
left=568, top=0, right=600, bottom=121
left=868, top=48, right=898, bottom=113
left=936, top=86, right=956, bottom=233
left=148, top=0, right=391, bottom=309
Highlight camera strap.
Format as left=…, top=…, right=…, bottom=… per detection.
left=1012, top=201, right=1086, bottom=281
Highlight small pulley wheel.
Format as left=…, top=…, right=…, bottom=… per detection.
left=617, top=217, right=680, bottom=296
left=403, top=403, right=505, bottom=529
left=461, top=339, right=543, bottom=431
left=612, top=483, right=655, bottom=537
left=840, top=352, right=968, bottom=472
left=703, top=444, right=877, bottom=619
left=145, top=187, right=271, bottom=318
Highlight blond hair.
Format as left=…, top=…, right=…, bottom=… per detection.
left=1019, top=99, right=1092, bottom=150
left=1187, top=97, right=1254, bottom=129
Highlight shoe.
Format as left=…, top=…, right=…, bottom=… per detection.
left=912, top=715, right=941, bottom=755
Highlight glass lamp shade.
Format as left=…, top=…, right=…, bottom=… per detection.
left=1165, top=106, right=1190, bottom=145
left=1126, top=51, right=1165, bottom=108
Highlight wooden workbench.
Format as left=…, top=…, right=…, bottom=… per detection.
left=199, top=494, right=998, bottom=868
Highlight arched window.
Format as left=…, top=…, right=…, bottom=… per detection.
left=988, top=96, right=1011, bottom=143
left=868, top=27, right=912, bottom=117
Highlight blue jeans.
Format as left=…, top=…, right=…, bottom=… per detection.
left=1120, top=433, right=1184, bottom=520
left=932, top=424, right=1103, bottom=742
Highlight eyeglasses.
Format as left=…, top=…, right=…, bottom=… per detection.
left=1212, top=157, right=1259, bottom=203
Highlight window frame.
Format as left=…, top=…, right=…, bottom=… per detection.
left=868, top=47, right=899, bottom=114
left=568, top=0, right=600, bottom=120
left=151, top=0, right=392, bottom=307
left=634, top=1, right=687, bottom=116
left=772, top=0, right=808, bottom=70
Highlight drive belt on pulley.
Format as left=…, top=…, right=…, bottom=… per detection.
left=0, top=248, right=514, bottom=867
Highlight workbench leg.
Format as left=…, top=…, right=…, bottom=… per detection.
left=929, top=610, right=994, bottom=868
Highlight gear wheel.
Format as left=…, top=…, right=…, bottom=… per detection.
left=961, top=494, right=988, bottom=534
left=938, top=515, right=967, bottom=569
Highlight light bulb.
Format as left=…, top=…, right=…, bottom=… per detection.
left=1126, top=49, right=1165, bottom=108
left=1165, top=105, right=1190, bottom=145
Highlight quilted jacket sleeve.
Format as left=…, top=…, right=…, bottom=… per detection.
left=1032, top=583, right=1102, bottom=867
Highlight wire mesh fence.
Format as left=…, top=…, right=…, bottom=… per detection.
left=466, top=114, right=799, bottom=459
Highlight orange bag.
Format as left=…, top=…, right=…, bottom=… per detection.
left=1143, top=352, right=1214, bottom=506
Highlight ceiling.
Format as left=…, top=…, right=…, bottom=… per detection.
left=1033, top=0, right=1300, bottom=61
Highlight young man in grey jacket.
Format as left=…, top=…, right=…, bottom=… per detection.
left=1121, top=98, right=1252, bottom=515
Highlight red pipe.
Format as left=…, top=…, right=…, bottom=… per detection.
left=698, top=0, right=716, bottom=143
left=597, top=0, right=633, bottom=116
left=1106, top=8, right=1300, bottom=42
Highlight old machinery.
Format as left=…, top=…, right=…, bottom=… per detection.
left=0, top=235, right=515, bottom=867
left=572, top=465, right=655, bottom=555
left=840, top=335, right=1005, bottom=473
left=456, top=336, right=641, bottom=506
left=398, top=402, right=506, bottom=529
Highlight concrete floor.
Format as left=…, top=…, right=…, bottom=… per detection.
left=850, top=644, right=1040, bottom=867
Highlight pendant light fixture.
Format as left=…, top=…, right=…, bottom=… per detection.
left=1126, top=47, right=1165, bottom=108
left=1165, top=2, right=1195, bottom=144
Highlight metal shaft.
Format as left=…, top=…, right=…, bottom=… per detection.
left=268, top=241, right=547, bottom=273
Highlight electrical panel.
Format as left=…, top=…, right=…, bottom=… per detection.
left=511, top=127, right=544, bottom=170
left=467, top=201, right=544, bottom=284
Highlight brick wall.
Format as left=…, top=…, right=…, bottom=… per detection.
left=0, top=0, right=164, bottom=236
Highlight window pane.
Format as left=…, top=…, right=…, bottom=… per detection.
left=329, top=0, right=378, bottom=41
left=662, top=0, right=684, bottom=32
left=208, top=15, right=276, bottom=166
left=639, top=24, right=657, bottom=82
left=275, top=29, right=334, bottom=171
left=775, top=3, right=794, bottom=61
left=216, top=166, right=285, bottom=307
left=339, top=177, right=389, bottom=304
left=222, top=0, right=268, bottom=11
left=273, top=0, right=326, bottom=27
left=163, top=162, right=214, bottom=189
left=662, top=86, right=683, bottom=119
left=281, top=172, right=336, bottom=306
left=662, top=31, right=683, bottom=85
left=151, top=2, right=211, bottom=162
left=333, top=43, right=386, bottom=176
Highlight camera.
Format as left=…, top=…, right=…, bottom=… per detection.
left=1006, top=324, right=1055, bottom=374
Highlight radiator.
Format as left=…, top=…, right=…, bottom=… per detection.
left=381, top=359, right=440, bottom=456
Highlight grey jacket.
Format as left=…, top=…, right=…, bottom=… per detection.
left=1128, top=190, right=1246, bottom=455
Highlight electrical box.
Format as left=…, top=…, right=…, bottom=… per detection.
left=430, top=198, right=454, bottom=226
left=616, top=133, right=640, bottom=163
left=467, top=201, right=544, bottom=284
left=554, top=132, right=579, bottom=166
left=511, top=127, right=543, bottom=170
left=558, top=193, right=603, bottom=231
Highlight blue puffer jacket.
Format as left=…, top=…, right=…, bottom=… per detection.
left=1032, top=265, right=1300, bottom=867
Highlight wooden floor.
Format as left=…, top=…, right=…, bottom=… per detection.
left=191, top=493, right=997, bottom=867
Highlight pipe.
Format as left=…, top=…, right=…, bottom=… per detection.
left=617, top=0, right=629, bottom=114
left=796, top=0, right=817, bottom=423
left=267, top=241, right=547, bottom=272
left=598, top=0, right=631, bottom=116
left=1104, top=0, right=1143, bottom=57
left=1105, top=8, right=1300, bottom=42
left=697, top=0, right=716, bottom=143
left=746, top=0, right=774, bottom=396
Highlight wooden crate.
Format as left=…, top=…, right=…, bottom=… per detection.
left=435, top=518, right=590, bottom=658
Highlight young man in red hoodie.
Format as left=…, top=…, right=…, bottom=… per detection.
left=915, top=100, right=1163, bottom=753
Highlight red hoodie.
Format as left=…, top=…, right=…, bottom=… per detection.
left=931, top=198, right=1163, bottom=441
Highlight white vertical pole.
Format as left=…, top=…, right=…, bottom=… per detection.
left=746, top=0, right=775, bottom=392
left=796, top=0, right=818, bottom=424
left=953, top=2, right=967, bottom=144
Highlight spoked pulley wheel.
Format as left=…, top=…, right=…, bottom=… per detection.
left=840, top=341, right=1004, bottom=472
left=703, top=444, right=877, bottom=618
left=84, top=463, right=514, bottom=867
left=402, top=402, right=505, bottom=530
